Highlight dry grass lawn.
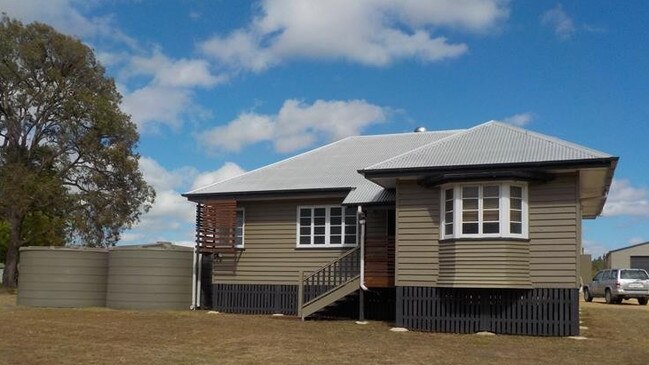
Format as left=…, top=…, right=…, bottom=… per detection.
left=1, top=293, right=648, bottom=365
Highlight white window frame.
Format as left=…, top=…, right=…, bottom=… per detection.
left=295, top=205, right=358, bottom=248
left=235, top=208, right=245, bottom=249
left=440, top=181, right=529, bottom=240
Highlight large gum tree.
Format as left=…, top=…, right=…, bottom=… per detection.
left=0, top=16, right=155, bottom=288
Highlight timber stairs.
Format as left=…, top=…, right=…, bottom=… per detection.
left=298, top=247, right=360, bottom=319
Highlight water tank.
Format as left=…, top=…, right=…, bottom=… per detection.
left=106, top=243, right=193, bottom=310
left=17, top=247, right=108, bottom=307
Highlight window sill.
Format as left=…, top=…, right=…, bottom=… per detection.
left=295, top=244, right=358, bottom=250
left=439, top=237, right=530, bottom=243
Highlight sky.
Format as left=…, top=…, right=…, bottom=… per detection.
left=1, top=1, right=648, bottom=256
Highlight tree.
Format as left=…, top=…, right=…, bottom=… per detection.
left=0, top=16, right=155, bottom=288
left=592, top=255, right=606, bottom=273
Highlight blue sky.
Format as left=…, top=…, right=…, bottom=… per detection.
left=2, top=1, right=648, bottom=256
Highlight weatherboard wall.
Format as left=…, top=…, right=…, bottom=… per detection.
left=213, top=198, right=351, bottom=285
left=395, top=174, right=580, bottom=289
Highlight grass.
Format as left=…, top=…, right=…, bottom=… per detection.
left=1, top=294, right=648, bottom=365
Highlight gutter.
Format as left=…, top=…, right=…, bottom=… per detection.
left=358, top=157, right=620, bottom=180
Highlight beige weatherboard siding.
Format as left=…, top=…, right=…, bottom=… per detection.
left=395, top=173, right=580, bottom=289
left=213, top=198, right=355, bottom=285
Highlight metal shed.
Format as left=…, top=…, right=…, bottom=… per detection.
left=106, top=243, right=193, bottom=310
left=606, top=241, right=649, bottom=272
left=17, top=246, right=109, bottom=307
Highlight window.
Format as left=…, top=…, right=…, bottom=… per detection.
left=235, top=208, right=245, bottom=248
left=621, top=270, right=649, bottom=280
left=297, top=206, right=357, bottom=247
left=593, top=271, right=603, bottom=282
left=441, top=182, right=528, bottom=239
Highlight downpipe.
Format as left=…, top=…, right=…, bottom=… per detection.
left=357, top=206, right=368, bottom=291
left=191, top=247, right=199, bottom=310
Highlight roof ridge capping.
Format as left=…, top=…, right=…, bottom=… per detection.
left=361, top=120, right=613, bottom=172
left=184, top=136, right=354, bottom=195
left=486, top=120, right=612, bottom=158
left=361, top=122, right=485, bottom=171
left=185, top=127, right=467, bottom=195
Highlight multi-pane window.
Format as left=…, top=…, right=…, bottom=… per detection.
left=510, top=186, right=523, bottom=234
left=442, top=182, right=527, bottom=239
left=444, top=189, right=454, bottom=236
left=235, top=209, right=245, bottom=248
left=298, top=206, right=357, bottom=246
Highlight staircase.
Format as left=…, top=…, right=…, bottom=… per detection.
left=298, top=247, right=360, bottom=319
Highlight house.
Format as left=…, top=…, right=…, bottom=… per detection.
left=605, top=242, right=649, bottom=272
left=183, top=121, right=617, bottom=336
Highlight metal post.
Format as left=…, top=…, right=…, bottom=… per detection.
left=359, top=288, right=365, bottom=322
left=298, top=270, right=304, bottom=320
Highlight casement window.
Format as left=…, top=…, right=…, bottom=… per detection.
left=440, top=182, right=528, bottom=240
left=235, top=208, right=245, bottom=248
left=297, top=206, right=357, bottom=247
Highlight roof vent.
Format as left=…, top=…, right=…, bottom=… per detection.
left=413, top=126, right=427, bottom=133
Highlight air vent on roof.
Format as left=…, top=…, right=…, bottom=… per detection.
left=413, top=126, right=427, bottom=133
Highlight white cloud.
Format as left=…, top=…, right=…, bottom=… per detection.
left=629, top=237, right=646, bottom=245
left=199, top=0, right=509, bottom=71
left=198, top=99, right=388, bottom=153
left=540, top=4, right=576, bottom=40
left=123, top=50, right=225, bottom=88
left=191, top=162, right=246, bottom=191
left=0, top=0, right=137, bottom=47
left=123, top=158, right=246, bottom=243
left=1, top=1, right=221, bottom=134
left=501, top=112, right=535, bottom=127
left=583, top=239, right=608, bottom=259
left=603, top=179, right=649, bottom=218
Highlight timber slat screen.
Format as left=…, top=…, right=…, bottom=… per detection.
left=397, top=287, right=579, bottom=336
left=213, top=284, right=298, bottom=315
left=196, top=200, right=237, bottom=253
left=302, top=247, right=360, bottom=304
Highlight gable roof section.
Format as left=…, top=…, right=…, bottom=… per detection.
left=607, top=241, right=649, bottom=255
left=362, top=121, right=613, bottom=173
left=184, top=130, right=461, bottom=203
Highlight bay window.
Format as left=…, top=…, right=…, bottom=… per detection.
left=441, top=182, right=528, bottom=239
left=297, top=206, right=357, bottom=247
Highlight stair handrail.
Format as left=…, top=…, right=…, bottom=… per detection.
left=298, top=247, right=361, bottom=313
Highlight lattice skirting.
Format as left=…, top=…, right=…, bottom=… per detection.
left=396, top=287, right=579, bottom=336
left=212, top=284, right=298, bottom=315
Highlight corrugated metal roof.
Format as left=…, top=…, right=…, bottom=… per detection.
left=363, top=121, right=612, bottom=172
left=186, top=130, right=461, bottom=204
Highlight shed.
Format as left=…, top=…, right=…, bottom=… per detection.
left=606, top=242, right=649, bottom=272
left=17, top=246, right=109, bottom=307
left=106, top=243, right=194, bottom=310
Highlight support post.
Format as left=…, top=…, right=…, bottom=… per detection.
left=298, top=270, right=304, bottom=320
left=358, top=288, right=365, bottom=322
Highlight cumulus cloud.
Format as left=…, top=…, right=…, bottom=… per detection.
left=197, top=99, right=388, bottom=153
left=123, top=158, right=245, bottom=242
left=191, top=162, right=246, bottom=191
left=123, top=50, right=225, bottom=88
left=0, top=0, right=137, bottom=47
left=501, top=112, right=535, bottom=127
left=1, top=0, right=221, bottom=134
left=583, top=239, right=609, bottom=259
left=540, top=4, right=576, bottom=40
left=603, top=179, right=649, bottom=217
left=199, top=0, right=509, bottom=71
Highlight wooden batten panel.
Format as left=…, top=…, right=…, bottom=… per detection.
left=196, top=199, right=238, bottom=253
